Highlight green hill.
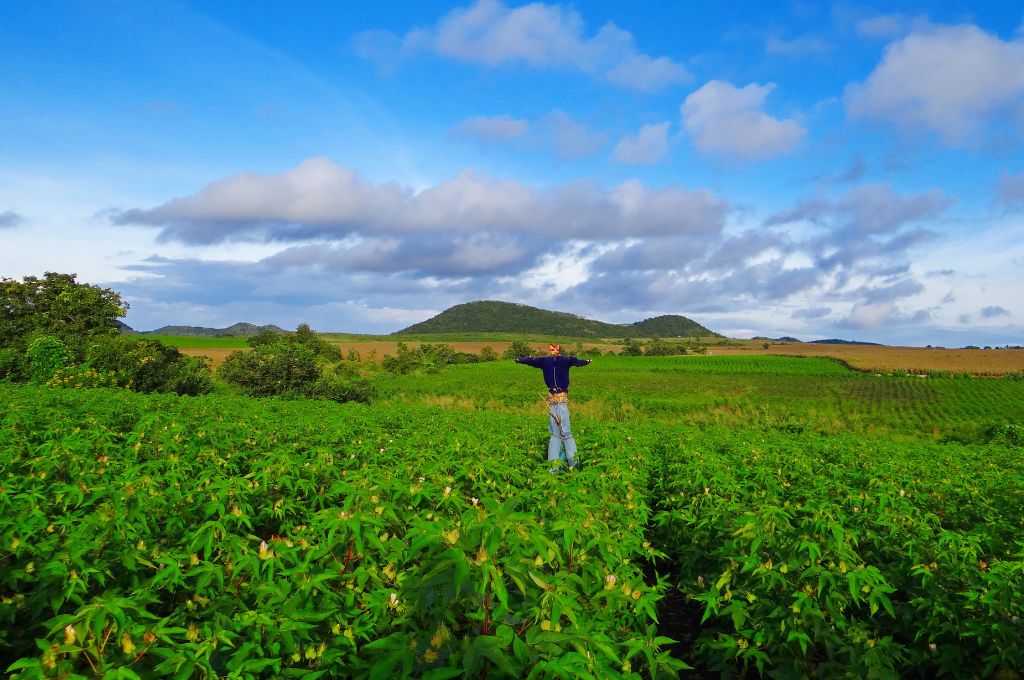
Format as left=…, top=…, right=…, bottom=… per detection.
left=141, top=322, right=288, bottom=337
left=394, top=301, right=719, bottom=338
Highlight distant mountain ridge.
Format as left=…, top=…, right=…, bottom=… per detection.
left=140, top=322, right=288, bottom=337
left=395, top=301, right=720, bottom=338
left=809, top=338, right=881, bottom=346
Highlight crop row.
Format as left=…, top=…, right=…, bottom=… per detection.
left=650, top=429, right=1024, bottom=678
left=3, top=378, right=1023, bottom=678
left=0, top=386, right=683, bottom=679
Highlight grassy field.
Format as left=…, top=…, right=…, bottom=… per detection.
left=8, top=346, right=1021, bottom=677
left=143, top=334, right=249, bottom=349
left=380, top=355, right=1024, bottom=442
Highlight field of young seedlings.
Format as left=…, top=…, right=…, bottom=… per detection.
left=2, top=355, right=1023, bottom=678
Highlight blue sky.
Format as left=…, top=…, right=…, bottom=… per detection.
left=2, top=1, right=1024, bottom=345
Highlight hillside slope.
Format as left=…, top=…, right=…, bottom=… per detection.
left=394, top=301, right=719, bottom=338
left=141, top=322, right=287, bottom=337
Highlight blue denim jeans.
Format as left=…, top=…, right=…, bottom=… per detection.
left=547, top=401, right=577, bottom=466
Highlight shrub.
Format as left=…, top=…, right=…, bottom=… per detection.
left=383, top=343, right=474, bottom=374
left=619, top=339, right=644, bottom=356
left=450, top=351, right=482, bottom=364
left=26, top=336, right=73, bottom=383
left=218, top=341, right=320, bottom=397
left=86, top=337, right=214, bottom=396
left=644, top=338, right=686, bottom=356
left=310, top=373, right=377, bottom=403
left=46, top=365, right=120, bottom=389
left=382, top=342, right=422, bottom=375
left=479, top=346, right=498, bottom=362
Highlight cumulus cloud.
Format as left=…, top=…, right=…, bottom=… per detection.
left=262, top=233, right=536, bottom=278
left=845, top=24, right=1024, bottom=145
left=352, top=0, right=688, bottom=92
left=681, top=81, right=806, bottom=159
left=980, top=305, right=1010, bottom=318
left=0, top=210, right=23, bottom=228
left=998, top=172, right=1024, bottom=208
left=113, top=157, right=728, bottom=249
left=451, top=114, right=529, bottom=142
left=567, top=257, right=825, bottom=313
left=836, top=302, right=898, bottom=329
left=543, top=110, right=607, bottom=159
left=612, top=122, right=670, bottom=164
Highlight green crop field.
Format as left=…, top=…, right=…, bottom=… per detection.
left=2, top=354, right=1023, bottom=678
left=143, top=336, right=250, bottom=350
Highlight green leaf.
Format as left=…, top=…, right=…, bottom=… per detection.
left=6, top=659, right=41, bottom=672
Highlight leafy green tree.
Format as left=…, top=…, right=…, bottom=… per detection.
left=0, top=273, right=126, bottom=357
left=644, top=338, right=686, bottom=356
left=293, top=323, right=341, bottom=360
left=502, top=341, right=536, bottom=359
left=418, top=343, right=456, bottom=365
left=247, top=330, right=282, bottom=347
left=248, top=323, right=340, bottom=360
left=382, top=342, right=422, bottom=375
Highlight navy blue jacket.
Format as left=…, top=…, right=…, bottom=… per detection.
left=515, top=355, right=591, bottom=393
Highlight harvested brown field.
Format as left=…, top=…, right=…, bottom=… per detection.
left=180, top=340, right=1024, bottom=374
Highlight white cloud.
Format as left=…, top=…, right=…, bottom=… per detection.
left=352, top=0, right=688, bottom=92
left=612, top=122, right=670, bottom=164
left=837, top=301, right=898, bottom=329
left=543, top=110, right=607, bottom=159
left=604, top=53, right=688, bottom=92
left=845, top=24, right=1024, bottom=145
left=113, top=157, right=728, bottom=246
left=451, top=114, right=529, bottom=142
left=681, top=81, right=806, bottom=159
